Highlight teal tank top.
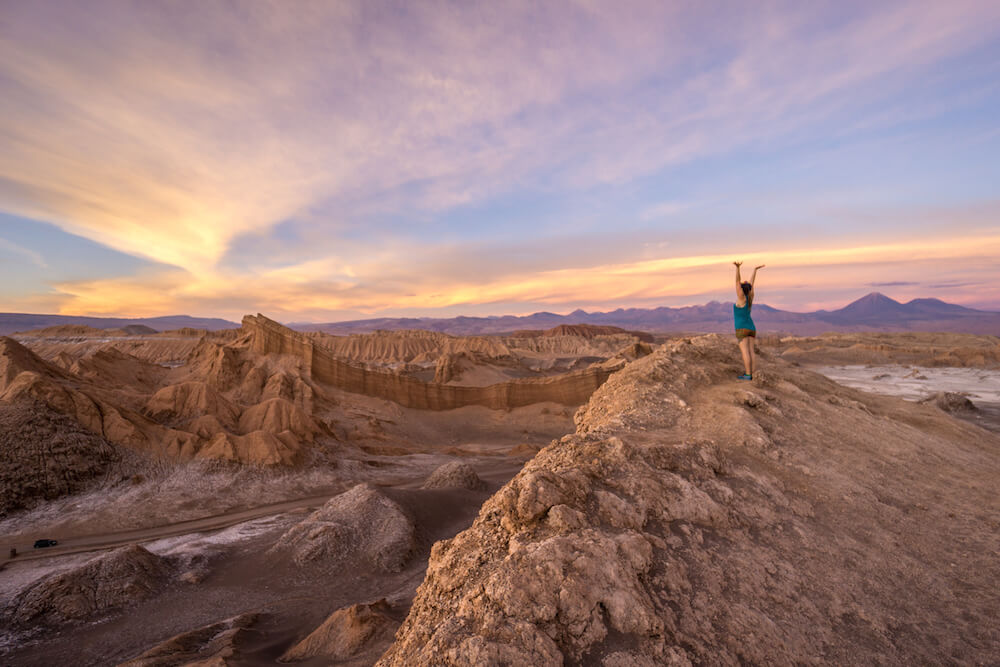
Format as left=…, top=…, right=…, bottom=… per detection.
left=733, top=299, right=755, bottom=331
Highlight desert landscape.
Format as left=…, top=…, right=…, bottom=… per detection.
left=4, top=2, right=1000, bottom=665
left=1, top=317, right=998, bottom=665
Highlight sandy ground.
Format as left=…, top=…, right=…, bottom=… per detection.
left=814, top=364, right=1000, bottom=432
left=3, top=327, right=997, bottom=665
left=0, top=456, right=522, bottom=666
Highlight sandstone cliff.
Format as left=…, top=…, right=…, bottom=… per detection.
left=377, top=335, right=1000, bottom=665
left=244, top=314, right=624, bottom=410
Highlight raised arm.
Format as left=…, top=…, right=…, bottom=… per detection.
left=749, top=264, right=765, bottom=287
left=733, top=261, right=743, bottom=299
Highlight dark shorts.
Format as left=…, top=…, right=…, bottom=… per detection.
left=735, top=328, right=756, bottom=340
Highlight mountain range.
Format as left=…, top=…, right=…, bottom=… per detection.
left=291, top=293, right=1000, bottom=336
left=2, top=293, right=997, bottom=337
left=0, top=313, right=238, bottom=336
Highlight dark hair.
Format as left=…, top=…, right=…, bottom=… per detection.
left=740, top=281, right=752, bottom=297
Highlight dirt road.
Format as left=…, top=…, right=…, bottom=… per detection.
left=1, top=493, right=334, bottom=567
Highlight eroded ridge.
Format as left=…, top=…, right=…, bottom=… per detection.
left=244, top=314, right=625, bottom=410
left=378, top=335, right=1000, bottom=665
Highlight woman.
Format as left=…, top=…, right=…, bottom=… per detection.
left=733, top=261, right=764, bottom=380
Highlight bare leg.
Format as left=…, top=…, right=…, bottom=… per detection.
left=738, top=338, right=752, bottom=375
left=749, top=339, right=756, bottom=376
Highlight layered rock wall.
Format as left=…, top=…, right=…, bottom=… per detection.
left=244, top=314, right=620, bottom=410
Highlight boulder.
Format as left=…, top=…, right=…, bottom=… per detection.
left=919, top=391, right=978, bottom=413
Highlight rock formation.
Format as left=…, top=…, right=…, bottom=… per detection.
left=118, top=613, right=258, bottom=666
left=919, top=391, right=979, bottom=413
left=377, top=335, right=1000, bottom=665
left=4, top=545, right=173, bottom=628
left=244, top=314, right=624, bottom=410
left=271, top=483, right=416, bottom=571
left=421, top=462, right=488, bottom=491
left=0, top=400, right=123, bottom=516
left=281, top=599, right=397, bottom=662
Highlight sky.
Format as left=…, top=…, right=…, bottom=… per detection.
left=1, top=0, right=999, bottom=323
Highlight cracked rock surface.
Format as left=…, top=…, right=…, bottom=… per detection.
left=378, top=335, right=1000, bottom=665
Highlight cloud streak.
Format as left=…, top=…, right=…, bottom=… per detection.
left=1, top=1, right=999, bottom=318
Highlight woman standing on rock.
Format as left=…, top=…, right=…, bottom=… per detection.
left=733, top=261, right=764, bottom=380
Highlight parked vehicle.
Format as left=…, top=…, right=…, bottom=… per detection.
left=33, top=539, right=58, bottom=548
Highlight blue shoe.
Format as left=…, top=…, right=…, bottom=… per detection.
left=737, top=373, right=752, bottom=380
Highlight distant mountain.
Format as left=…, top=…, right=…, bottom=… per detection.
left=4, top=293, right=996, bottom=339
left=0, top=313, right=239, bottom=336
left=291, top=293, right=1000, bottom=336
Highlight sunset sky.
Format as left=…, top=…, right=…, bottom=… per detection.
left=2, top=1, right=999, bottom=322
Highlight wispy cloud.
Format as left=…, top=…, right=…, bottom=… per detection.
left=0, top=237, right=47, bottom=268
left=1, top=1, right=999, bottom=318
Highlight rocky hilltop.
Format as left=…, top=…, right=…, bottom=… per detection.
left=378, top=335, right=1000, bottom=665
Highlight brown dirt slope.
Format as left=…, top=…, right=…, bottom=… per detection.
left=282, top=599, right=398, bottom=663
left=3, top=545, right=173, bottom=629
left=118, top=613, right=259, bottom=666
left=377, top=335, right=1000, bottom=666
left=270, top=483, right=416, bottom=572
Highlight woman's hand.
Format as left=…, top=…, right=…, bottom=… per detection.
left=754, top=264, right=765, bottom=270
left=733, top=261, right=742, bottom=267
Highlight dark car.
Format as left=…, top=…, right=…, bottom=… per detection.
left=33, top=539, right=58, bottom=548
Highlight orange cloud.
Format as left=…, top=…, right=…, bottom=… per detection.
left=46, top=233, right=1000, bottom=319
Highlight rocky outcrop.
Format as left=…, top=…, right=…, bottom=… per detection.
left=271, top=483, right=415, bottom=571
left=194, top=429, right=302, bottom=466
left=377, top=335, right=1000, bottom=665
left=0, top=337, right=154, bottom=450
left=315, top=328, right=511, bottom=363
left=0, top=400, right=122, bottom=516
left=244, top=314, right=623, bottom=410
left=511, top=324, right=655, bottom=342
left=420, top=462, right=488, bottom=491
left=145, top=381, right=239, bottom=427
left=4, top=545, right=173, bottom=628
left=281, top=599, right=397, bottom=662
left=119, top=613, right=258, bottom=666
left=237, top=397, right=316, bottom=441
left=432, top=351, right=477, bottom=384
left=3, top=332, right=316, bottom=466
left=919, top=391, right=979, bottom=413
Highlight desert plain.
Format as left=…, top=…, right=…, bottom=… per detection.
left=1, top=318, right=998, bottom=665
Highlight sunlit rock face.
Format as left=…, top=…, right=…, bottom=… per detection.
left=378, top=335, right=1000, bottom=666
